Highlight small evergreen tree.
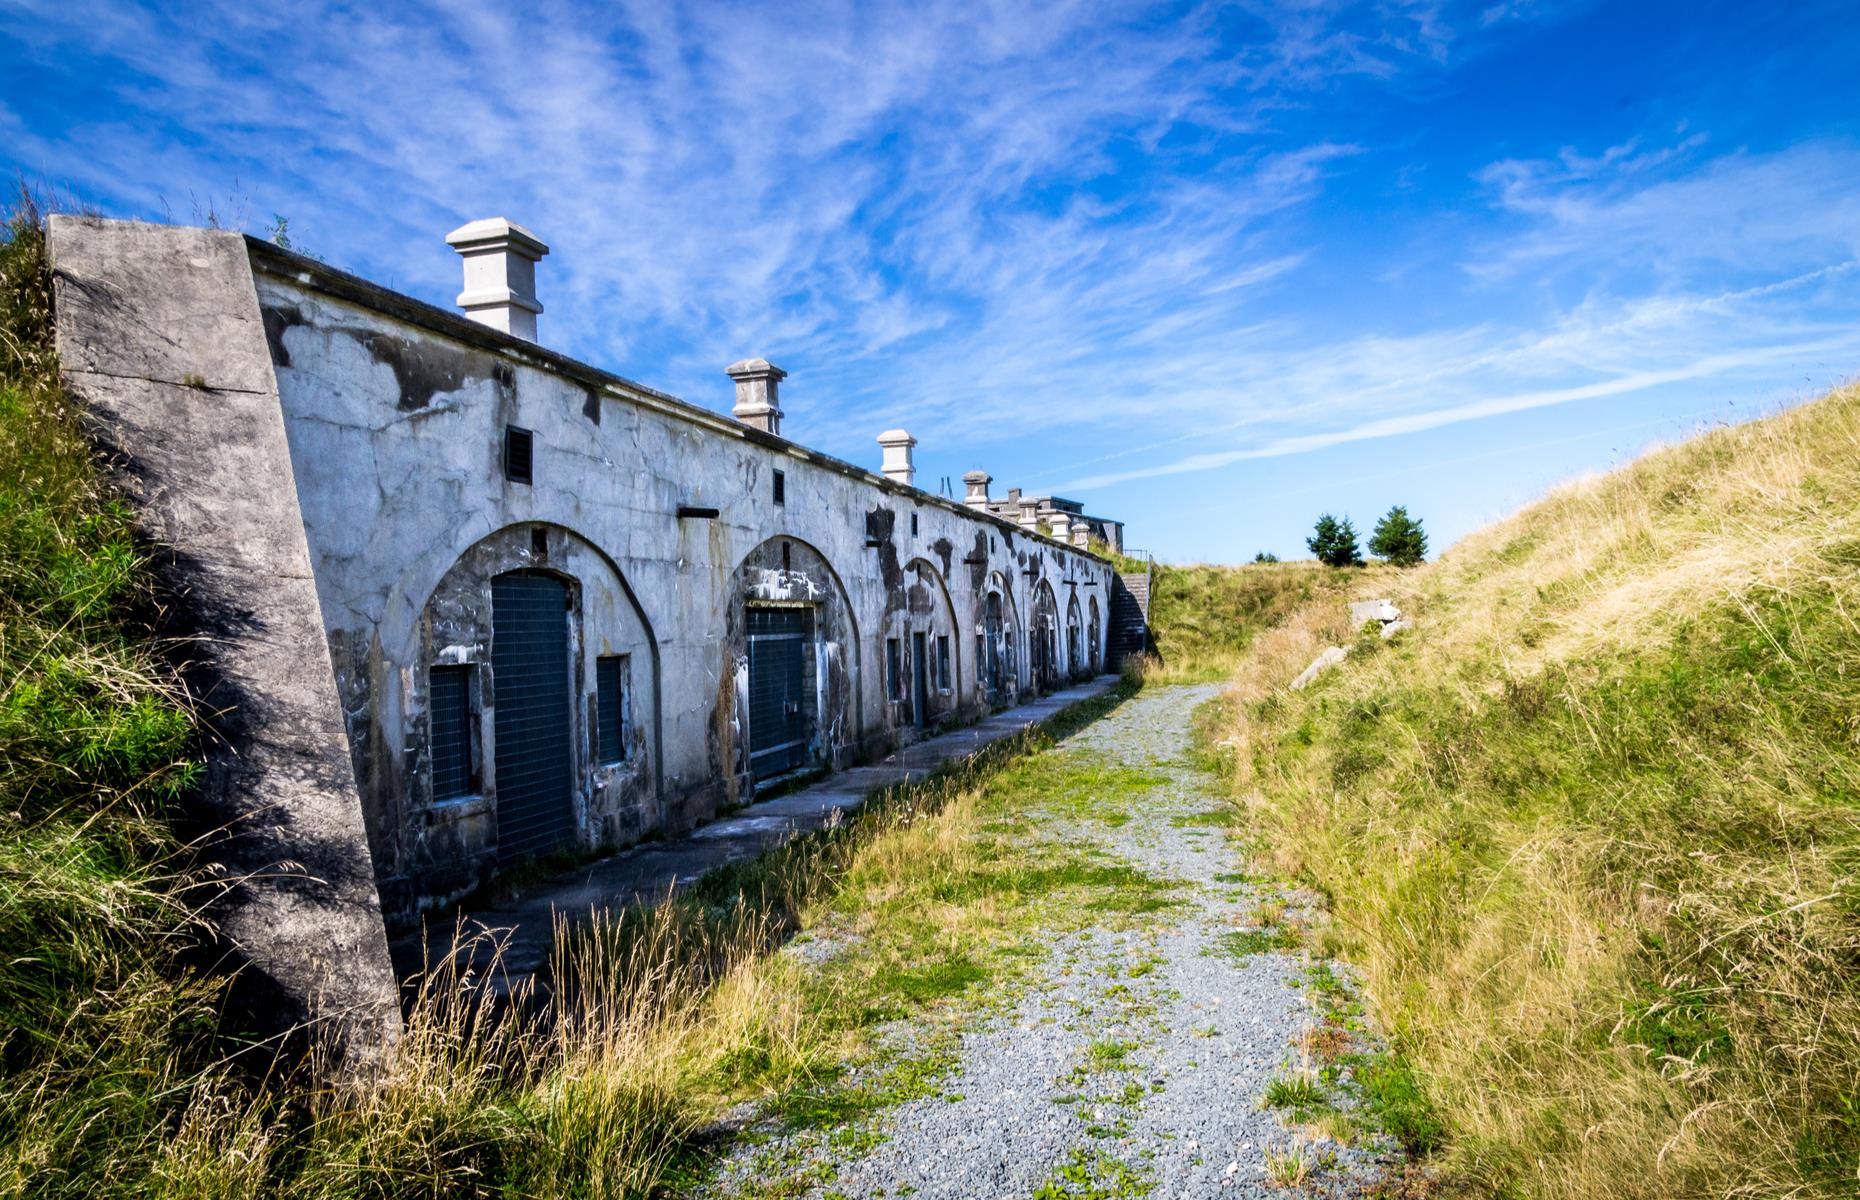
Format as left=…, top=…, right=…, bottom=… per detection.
left=1306, top=513, right=1363, bottom=567
left=1368, top=505, right=1428, bottom=566
left=1253, top=551, right=1280, bottom=563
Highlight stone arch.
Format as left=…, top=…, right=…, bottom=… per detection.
left=1065, top=591, right=1084, bottom=680
left=394, top=522, right=658, bottom=911
left=1088, top=593, right=1103, bottom=673
left=976, top=569, right=1022, bottom=708
left=724, top=535, right=862, bottom=796
left=1030, top=578, right=1061, bottom=694
left=895, top=557, right=961, bottom=731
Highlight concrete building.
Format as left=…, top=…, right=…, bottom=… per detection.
left=48, top=216, right=1125, bottom=1072
left=960, top=471, right=1125, bottom=555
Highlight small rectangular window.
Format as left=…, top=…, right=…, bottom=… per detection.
left=910, top=512, right=918, bottom=536
left=596, top=655, right=627, bottom=765
left=429, top=665, right=474, bottom=800
left=772, top=469, right=785, bottom=505
left=886, top=637, right=902, bottom=701
left=504, top=425, right=534, bottom=484
left=936, top=635, right=950, bottom=691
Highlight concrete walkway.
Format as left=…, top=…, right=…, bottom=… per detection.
left=389, top=674, right=1124, bottom=984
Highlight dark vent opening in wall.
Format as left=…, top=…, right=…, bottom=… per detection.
left=505, top=425, right=534, bottom=484
left=530, top=526, right=548, bottom=556
left=910, top=512, right=918, bottom=536
left=596, top=655, right=626, bottom=764
left=772, top=469, right=786, bottom=505
left=781, top=541, right=791, bottom=572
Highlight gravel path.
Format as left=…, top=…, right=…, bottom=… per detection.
left=699, top=684, right=1399, bottom=1198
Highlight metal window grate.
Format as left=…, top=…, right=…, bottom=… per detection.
left=773, top=469, right=785, bottom=505
left=886, top=637, right=902, bottom=701
left=936, top=634, right=950, bottom=691
left=429, top=665, right=474, bottom=800
left=505, top=425, right=534, bottom=484
left=596, top=655, right=626, bottom=764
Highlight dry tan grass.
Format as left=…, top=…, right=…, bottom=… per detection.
left=1216, top=384, right=1860, bottom=1199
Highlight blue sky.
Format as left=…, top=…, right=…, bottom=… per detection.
left=5, top=1, right=1859, bottom=563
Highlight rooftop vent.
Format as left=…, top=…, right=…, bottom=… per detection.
left=878, top=429, right=917, bottom=487
left=726, top=358, right=786, bottom=436
left=446, top=218, right=548, bottom=341
left=962, top=469, right=991, bottom=509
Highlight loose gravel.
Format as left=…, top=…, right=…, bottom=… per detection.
left=698, top=684, right=1400, bottom=1198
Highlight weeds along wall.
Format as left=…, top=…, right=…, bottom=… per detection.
left=47, top=216, right=1115, bottom=1062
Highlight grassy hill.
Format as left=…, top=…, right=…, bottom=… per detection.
left=0, top=203, right=216, bottom=1191
left=1212, top=387, right=1860, bottom=1197
left=1140, top=560, right=1385, bottom=681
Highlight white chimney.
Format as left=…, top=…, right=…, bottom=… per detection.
left=878, top=429, right=917, bottom=486
left=962, top=469, right=991, bottom=509
left=1071, top=523, right=1092, bottom=549
left=445, top=218, right=548, bottom=341
left=1049, top=512, right=1072, bottom=542
left=726, top=358, right=786, bottom=436
left=1018, top=497, right=1040, bottom=530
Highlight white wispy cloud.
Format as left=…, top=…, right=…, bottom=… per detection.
left=0, top=0, right=1516, bottom=429
left=2, top=0, right=1851, bottom=528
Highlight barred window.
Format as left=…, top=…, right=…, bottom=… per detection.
left=429, top=665, right=475, bottom=800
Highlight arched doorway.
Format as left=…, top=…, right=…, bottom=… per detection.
left=401, top=522, right=658, bottom=898
left=726, top=536, right=861, bottom=792
left=1088, top=594, right=1102, bottom=673
left=1030, top=579, right=1060, bottom=694
left=1066, top=592, right=1083, bottom=680
left=982, top=591, right=1005, bottom=706
left=978, top=572, right=1020, bottom=708
left=898, top=558, right=960, bottom=733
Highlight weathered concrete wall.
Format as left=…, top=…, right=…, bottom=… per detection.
left=241, top=239, right=1114, bottom=928
left=47, top=217, right=400, bottom=1079
left=48, top=218, right=1115, bottom=949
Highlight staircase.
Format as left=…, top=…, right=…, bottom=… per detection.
left=1107, top=563, right=1152, bottom=668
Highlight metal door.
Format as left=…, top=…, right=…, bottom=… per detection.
left=911, top=631, right=928, bottom=730
left=748, top=606, right=812, bottom=778
left=491, top=572, right=574, bottom=864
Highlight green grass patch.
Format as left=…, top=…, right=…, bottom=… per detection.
left=1262, top=1074, right=1331, bottom=1115
left=1033, top=1147, right=1155, bottom=1199
left=1209, top=925, right=1302, bottom=961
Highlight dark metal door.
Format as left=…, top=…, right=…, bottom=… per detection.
left=748, top=606, right=812, bottom=778
left=491, top=572, right=575, bottom=864
left=911, top=631, right=928, bottom=730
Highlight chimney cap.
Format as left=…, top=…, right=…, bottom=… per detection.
left=726, top=357, right=787, bottom=381
left=877, top=428, right=917, bottom=447
left=445, top=217, right=549, bottom=260
left=962, top=469, right=991, bottom=484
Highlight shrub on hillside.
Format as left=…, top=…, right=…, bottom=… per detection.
left=1305, top=513, right=1363, bottom=567
left=1367, top=505, right=1427, bottom=566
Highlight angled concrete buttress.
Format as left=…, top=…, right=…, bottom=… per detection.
left=47, top=217, right=400, bottom=1081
